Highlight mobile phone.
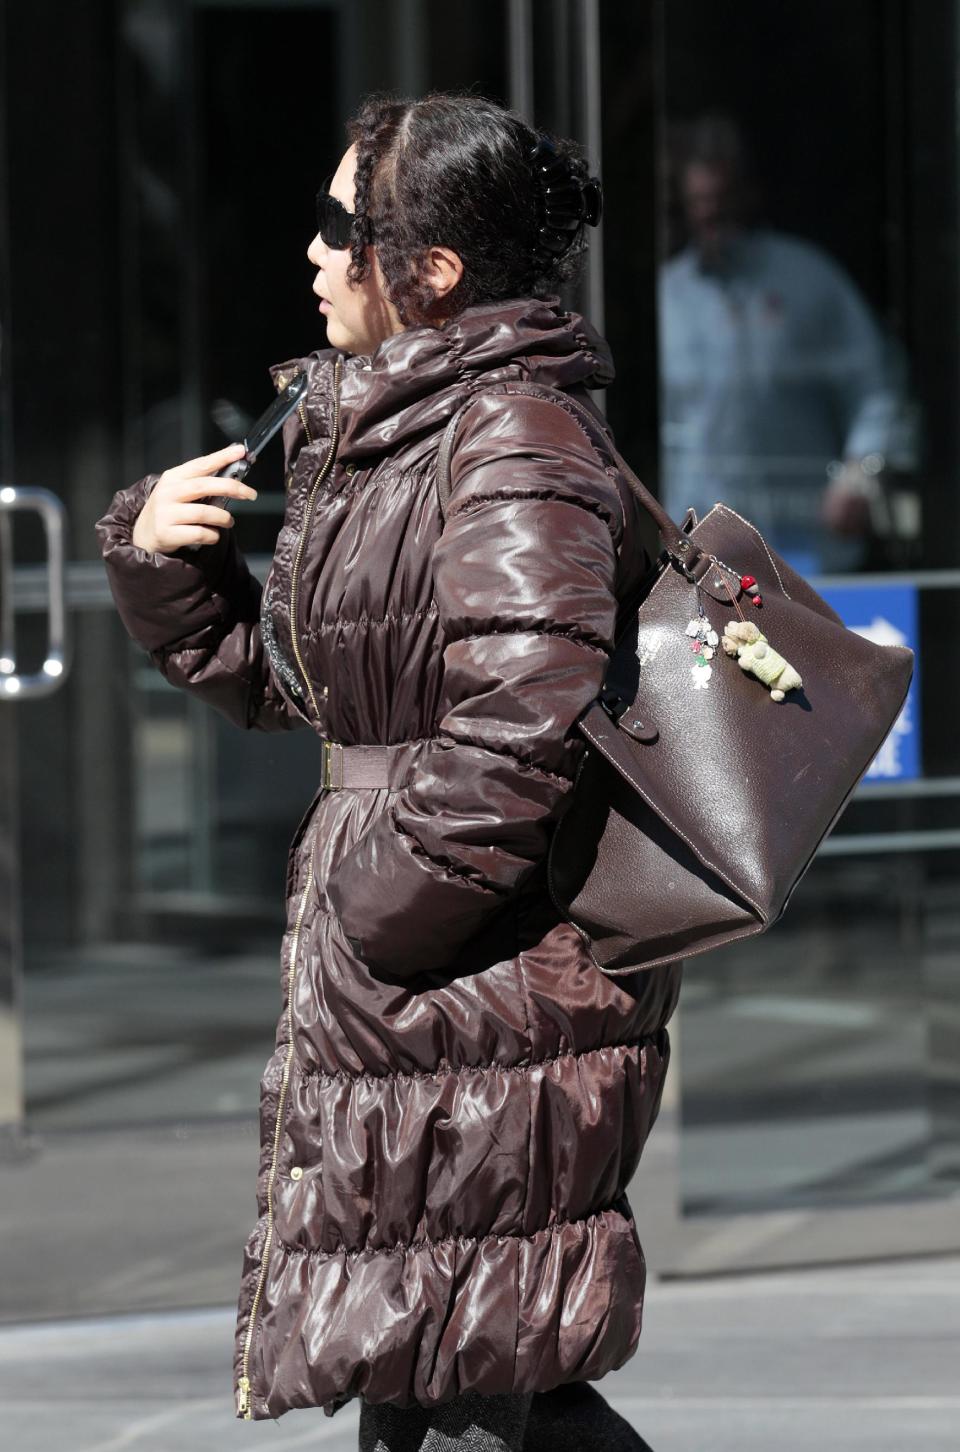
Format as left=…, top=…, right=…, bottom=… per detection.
left=184, top=371, right=310, bottom=551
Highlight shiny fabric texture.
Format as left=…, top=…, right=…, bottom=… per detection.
left=94, top=295, right=683, bottom=1424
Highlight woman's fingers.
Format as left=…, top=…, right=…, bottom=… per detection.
left=175, top=475, right=258, bottom=502
left=183, top=503, right=237, bottom=527
left=167, top=525, right=223, bottom=547
left=135, top=449, right=258, bottom=553
left=167, top=442, right=248, bottom=478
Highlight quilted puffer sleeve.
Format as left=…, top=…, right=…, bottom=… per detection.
left=94, top=472, right=306, bottom=732
left=325, top=392, right=626, bottom=977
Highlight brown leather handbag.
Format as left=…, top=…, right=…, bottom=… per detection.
left=438, top=383, right=915, bottom=975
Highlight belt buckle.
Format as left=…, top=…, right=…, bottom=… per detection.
left=321, top=739, right=342, bottom=790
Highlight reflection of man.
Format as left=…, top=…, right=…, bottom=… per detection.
left=658, top=116, right=918, bottom=574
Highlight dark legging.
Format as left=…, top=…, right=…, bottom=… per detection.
left=358, top=1381, right=655, bottom=1451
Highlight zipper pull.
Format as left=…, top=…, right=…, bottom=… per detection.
left=236, top=1376, right=252, bottom=1418
left=274, top=365, right=302, bottom=393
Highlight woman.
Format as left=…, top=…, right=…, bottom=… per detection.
left=95, top=91, right=681, bottom=1451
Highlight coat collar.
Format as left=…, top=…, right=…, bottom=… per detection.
left=269, top=295, right=615, bottom=465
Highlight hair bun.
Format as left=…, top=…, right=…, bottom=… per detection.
left=528, top=135, right=603, bottom=263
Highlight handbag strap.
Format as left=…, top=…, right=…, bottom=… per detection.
left=436, top=380, right=706, bottom=577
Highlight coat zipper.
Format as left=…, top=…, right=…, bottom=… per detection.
left=276, top=368, right=312, bottom=490
left=288, top=355, right=342, bottom=718
left=236, top=856, right=315, bottom=1419
left=296, top=383, right=313, bottom=446
left=275, top=366, right=313, bottom=447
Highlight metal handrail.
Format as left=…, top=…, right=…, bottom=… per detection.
left=0, top=485, right=70, bottom=699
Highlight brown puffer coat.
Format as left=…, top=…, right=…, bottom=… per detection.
left=95, top=296, right=683, bottom=1424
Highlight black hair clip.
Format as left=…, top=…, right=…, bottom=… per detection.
left=528, top=135, right=603, bottom=263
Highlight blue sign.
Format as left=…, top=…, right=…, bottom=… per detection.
left=819, top=582, right=921, bottom=782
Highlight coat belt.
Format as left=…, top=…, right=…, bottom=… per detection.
left=320, top=738, right=422, bottom=790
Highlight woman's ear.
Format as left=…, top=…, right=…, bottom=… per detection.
left=422, top=245, right=464, bottom=302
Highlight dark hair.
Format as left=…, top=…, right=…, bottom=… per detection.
left=344, top=91, right=595, bottom=327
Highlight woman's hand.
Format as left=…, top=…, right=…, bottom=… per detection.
left=131, top=443, right=258, bottom=554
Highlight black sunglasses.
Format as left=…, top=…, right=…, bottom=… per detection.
left=315, top=174, right=372, bottom=249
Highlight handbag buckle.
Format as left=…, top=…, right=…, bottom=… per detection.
left=670, top=534, right=704, bottom=581
left=321, top=739, right=342, bottom=789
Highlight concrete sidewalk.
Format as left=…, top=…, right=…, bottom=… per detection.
left=1, top=1254, right=957, bottom=1452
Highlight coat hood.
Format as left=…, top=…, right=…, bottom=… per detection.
left=268, top=294, right=616, bottom=464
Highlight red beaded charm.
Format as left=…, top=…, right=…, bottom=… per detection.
left=751, top=593, right=763, bottom=607
left=740, top=574, right=756, bottom=590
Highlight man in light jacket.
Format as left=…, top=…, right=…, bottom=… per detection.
left=658, top=114, right=919, bottom=574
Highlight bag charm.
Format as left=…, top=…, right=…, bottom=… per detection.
left=685, top=613, right=718, bottom=690
left=721, top=620, right=803, bottom=701
left=739, top=573, right=763, bottom=606
left=687, top=559, right=801, bottom=702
